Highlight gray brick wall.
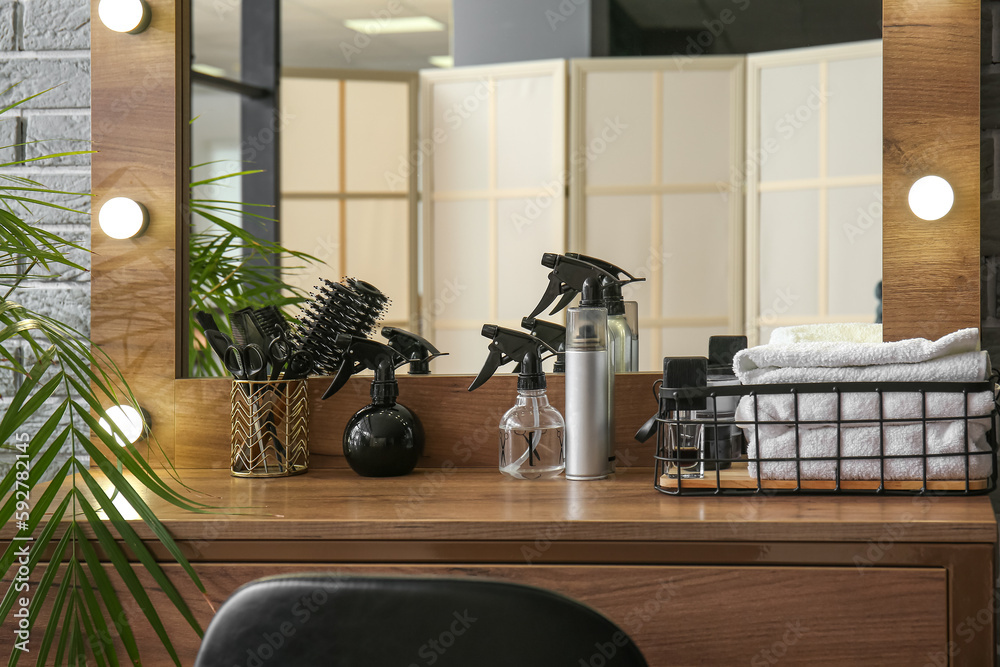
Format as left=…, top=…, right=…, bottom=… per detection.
left=0, top=0, right=90, bottom=482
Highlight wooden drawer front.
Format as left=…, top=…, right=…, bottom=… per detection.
left=7, top=563, right=945, bottom=666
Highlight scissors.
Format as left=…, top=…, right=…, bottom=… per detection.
left=266, top=332, right=293, bottom=381
left=267, top=330, right=314, bottom=381
left=224, top=343, right=267, bottom=389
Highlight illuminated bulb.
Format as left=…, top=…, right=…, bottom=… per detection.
left=908, top=175, right=954, bottom=221
left=98, top=197, right=149, bottom=239
left=98, top=405, right=149, bottom=447
left=98, top=0, right=151, bottom=34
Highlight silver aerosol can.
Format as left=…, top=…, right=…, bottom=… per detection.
left=565, top=277, right=611, bottom=480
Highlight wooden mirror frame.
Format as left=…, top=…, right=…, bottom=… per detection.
left=90, top=0, right=981, bottom=468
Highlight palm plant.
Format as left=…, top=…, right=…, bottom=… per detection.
left=1, top=86, right=211, bottom=665
left=187, top=164, right=318, bottom=377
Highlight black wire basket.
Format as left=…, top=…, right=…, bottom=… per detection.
left=649, top=378, right=999, bottom=496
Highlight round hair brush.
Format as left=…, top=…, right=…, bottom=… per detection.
left=292, top=277, right=391, bottom=377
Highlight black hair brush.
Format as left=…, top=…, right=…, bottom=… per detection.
left=292, top=277, right=391, bottom=377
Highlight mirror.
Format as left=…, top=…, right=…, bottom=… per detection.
left=187, top=0, right=883, bottom=376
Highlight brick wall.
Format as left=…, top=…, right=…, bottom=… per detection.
left=0, top=0, right=90, bottom=480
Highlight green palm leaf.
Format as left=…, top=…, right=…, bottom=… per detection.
left=187, top=163, right=321, bottom=377
left=1, top=86, right=212, bottom=665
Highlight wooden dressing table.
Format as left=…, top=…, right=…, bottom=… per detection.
left=9, top=465, right=995, bottom=665
left=10, top=0, right=989, bottom=665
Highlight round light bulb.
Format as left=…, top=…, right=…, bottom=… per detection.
left=98, top=0, right=151, bottom=34
left=98, top=197, right=149, bottom=239
left=907, top=175, right=954, bottom=221
left=98, top=405, right=148, bottom=447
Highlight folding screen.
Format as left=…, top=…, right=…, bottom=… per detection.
left=420, top=60, right=567, bottom=373
left=746, top=41, right=883, bottom=344
left=569, top=57, right=745, bottom=368
left=280, top=70, right=418, bottom=331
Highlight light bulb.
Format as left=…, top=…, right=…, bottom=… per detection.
left=98, top=197, right=149, bottom=239
left=907, top=175, right=954, bottom=221
left=98, top=0, right=151, bottom=34
left=98, top=405, right=149, bottom=447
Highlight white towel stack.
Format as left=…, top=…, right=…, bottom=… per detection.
left=732, top=326, right=995, bottom=481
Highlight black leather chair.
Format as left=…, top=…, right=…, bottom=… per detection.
left=194, top=573, right=649, bottom=667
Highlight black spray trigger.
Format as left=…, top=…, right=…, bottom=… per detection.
left=321, top=336, right=407, bottom=400
left=565, top=253, right=646, bottom=285
left=549, top=289, right=578, bottom=315
left=531, top=253, right=619, bottom=317
left=528, top=274, right=564, bottom=319
left=468, top=348, right=504, bottom=392
left=469, top=325, right=558, bottom=392
left=381, top=327, right=448, bottom=375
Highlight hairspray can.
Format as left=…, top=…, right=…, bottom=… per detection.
left=565, top=277, right=611, bottom=480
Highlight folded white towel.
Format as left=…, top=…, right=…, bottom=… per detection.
left=769, top=323, right=882, bottom=345
left=733, top=328, right=993, bottom=482
left=736, top=385, right=994, bottom=430
left=735, top=350, right=990, bottom=386
left=746, top=421, right=994, bottom=481
left=734, top=327, right=979, bottom=379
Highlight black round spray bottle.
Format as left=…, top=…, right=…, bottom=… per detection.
left=343, top=358, right=425, bottom=477
left=321, top=334, right=438, bottom=477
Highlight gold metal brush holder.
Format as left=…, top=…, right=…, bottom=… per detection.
left=231, top=379, right=309, bottom=477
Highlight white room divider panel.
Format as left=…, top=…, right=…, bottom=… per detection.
left=746, top=41, right=882, bottom=345
left=420, top=60, right=566, bottom=374
left=280, top=70, right=418, bottom=331
left=570, top=57, right=745, bottom=369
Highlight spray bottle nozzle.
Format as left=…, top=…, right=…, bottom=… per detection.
left=380, top=327, right=448, bottom=375
left=519, top=317, right=567, bottom=374
left=321, top=335, right=407, bottom=400
left=580, top=277, right=603, bottom=307
left=565, top=253, right=646, bottom=286
left=529, top=254, right=619, bottom=318
left=468, top=325, right=558, bottom=392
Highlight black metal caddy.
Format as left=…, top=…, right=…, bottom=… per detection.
left=641, top=377, right=1000, bottom=496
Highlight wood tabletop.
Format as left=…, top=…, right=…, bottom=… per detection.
left=16, top=467, right=997, bottom=546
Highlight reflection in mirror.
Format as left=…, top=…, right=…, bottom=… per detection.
left=187, top=0, right=882, bottom=376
